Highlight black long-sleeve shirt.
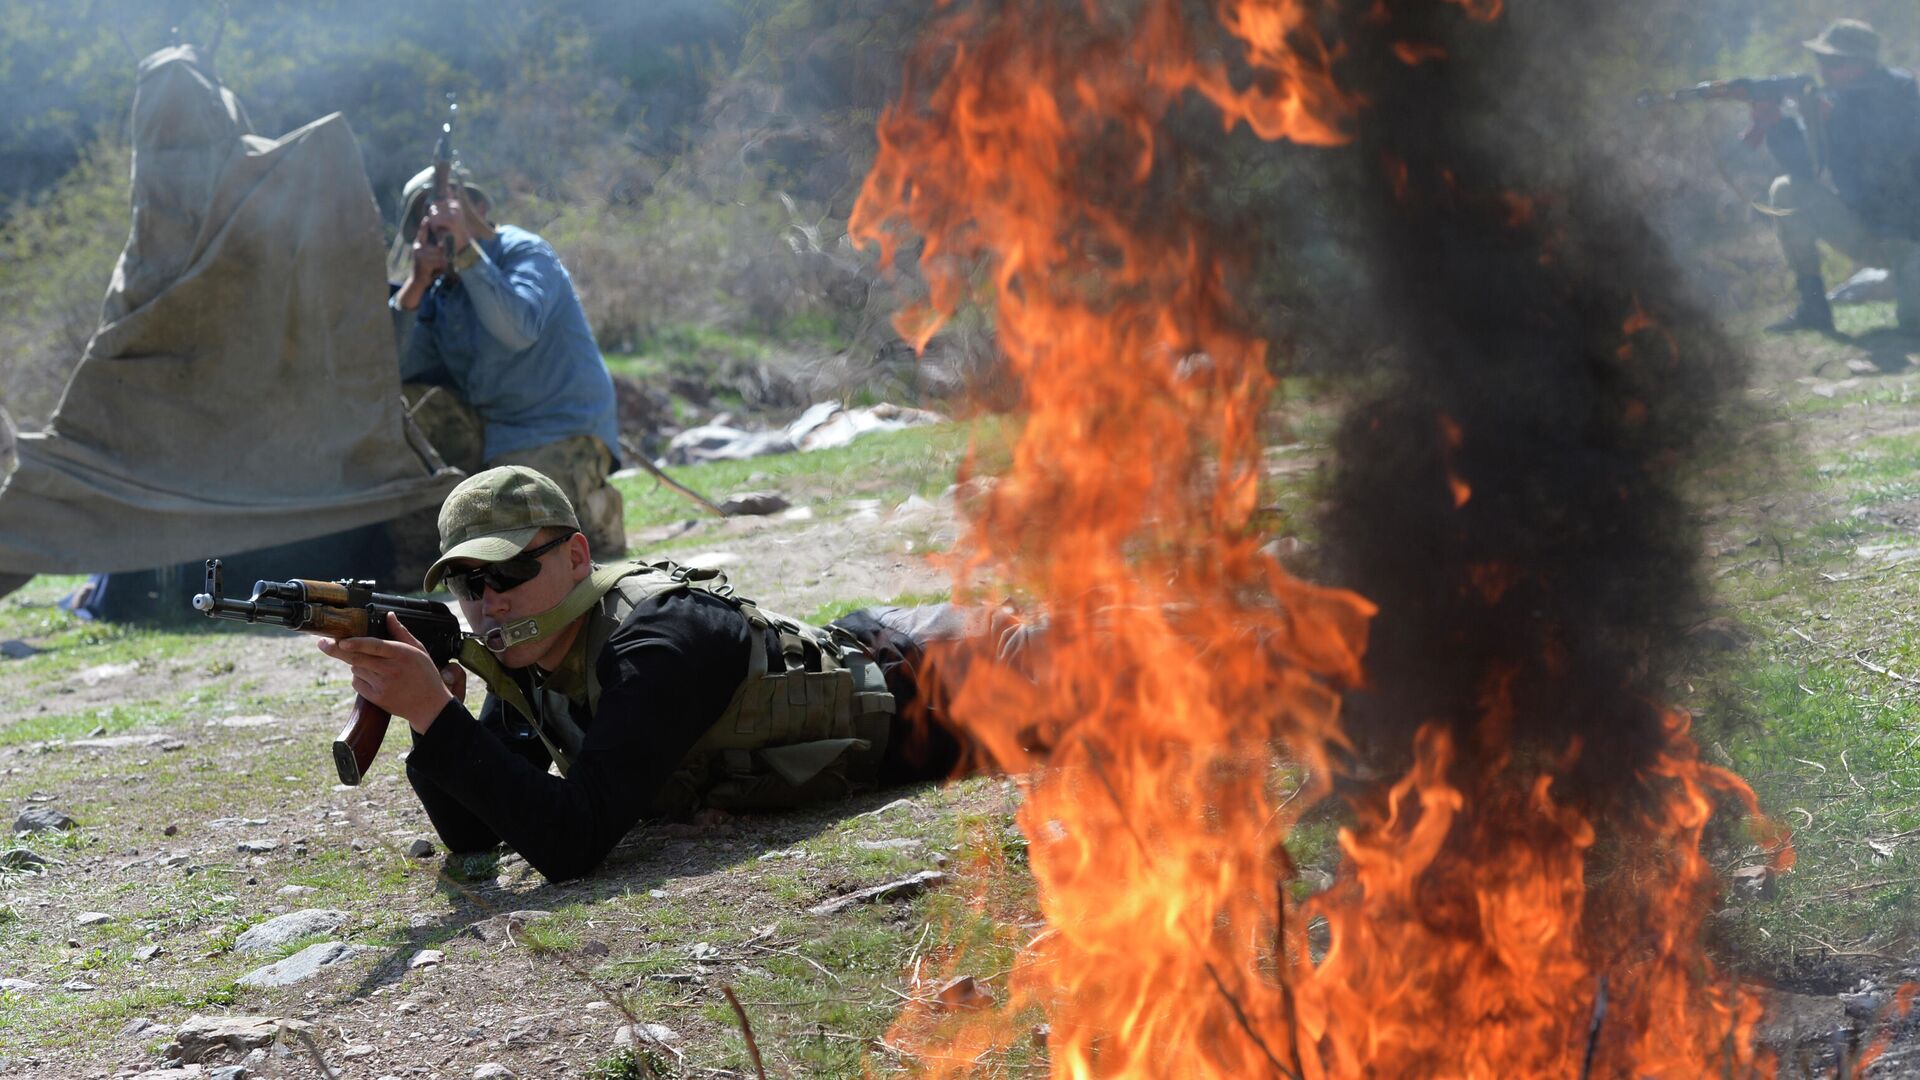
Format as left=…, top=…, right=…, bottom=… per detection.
left=404, top=587, right=757, bottom=882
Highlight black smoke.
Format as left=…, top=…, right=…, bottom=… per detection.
left=1318, top=2, right=1747, bottom=805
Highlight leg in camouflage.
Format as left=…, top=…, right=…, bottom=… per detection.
left=390, top=384, right=488, bottom=587
left=486, top=436, right=628, bottom=559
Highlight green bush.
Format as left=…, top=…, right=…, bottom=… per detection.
left=0, top=136, right=130, bottom=428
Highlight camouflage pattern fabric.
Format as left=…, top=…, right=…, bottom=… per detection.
left=394, top=385, right=627, bottom=575
left=486, top=436, right=627, bottom=560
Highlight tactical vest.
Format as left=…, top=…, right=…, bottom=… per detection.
left=458, top=560, right=896, bottom=816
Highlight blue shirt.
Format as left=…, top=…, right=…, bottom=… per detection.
left=397, top=224, right=622, bottom=465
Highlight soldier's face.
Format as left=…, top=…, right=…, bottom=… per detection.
left=1819, top=56, right=1871, bottom=88
left=454, top=530, right=594, bottom=669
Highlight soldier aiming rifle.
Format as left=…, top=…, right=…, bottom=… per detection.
left=1649, top=19, right=1920, bottom=335
left=388, top=96, right=629, bottom=563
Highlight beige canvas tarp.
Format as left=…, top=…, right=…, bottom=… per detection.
left=0, top=45, right=456, bottom=576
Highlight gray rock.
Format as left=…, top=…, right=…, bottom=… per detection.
left=0, top=848, right=50, bottom=872
left=406, top=838, right=435, bottom=858
left=169, top=1015, right=313, bottom=1064
left=233, top=909, right=349, bottom=955
left=74, top=911, right=112, bottom=926
left=235, top=839, right=279, bottom=854
left=614, top=1023, right=682, bottom=1048
left=135, top=944, right=162, bottom=961
left=473, top=1065, right=518, bottom=1080
left=855, top=838, right=920, bottom=850
left=0, top=977, right=40, bottom=992
left=0, top=640, right=37, bottom=660
left=718, top=490, right=791, bottom=516
left=13, top=806, right=74, bottom=833
left=208, top=1067, right=248, bottom=1080
left=235, top=942, right=364, bottom=988
left=408, top=949, right=444, bottom=969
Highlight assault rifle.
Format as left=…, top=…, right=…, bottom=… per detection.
left=428, top=93, right=459, bottom=279
left=192, top=559, right=465, bottom=786
left=1636, top=73, right=1814, bottom=108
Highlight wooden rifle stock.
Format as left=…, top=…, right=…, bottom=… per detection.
left=334, top=696, right=391, bottom=786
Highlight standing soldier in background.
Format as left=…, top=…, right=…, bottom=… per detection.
left=1757, top=18, right=1920, bottom=335
left=390, top=166, right=628, bottom=558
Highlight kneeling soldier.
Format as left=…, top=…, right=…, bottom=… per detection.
left=319, top=466, right=973, bottom=881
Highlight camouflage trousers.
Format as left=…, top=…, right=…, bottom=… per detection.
left=1770, top=173, right=1920, bottom=329
left=394, top=384, right=627, bottom=582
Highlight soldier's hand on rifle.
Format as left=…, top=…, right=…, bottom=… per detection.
left=410, top=215, right=453, bottom=278
left=424, top=196, right=476, bottom=254
left=316, top=613, right=459, bottom=733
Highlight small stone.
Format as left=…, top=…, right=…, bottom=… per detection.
left=0, top=849, right=50, bottom=872
left=581, top=939, right=609, bottom=957
left=207, top=1067, right=246, bottom=1080
left=1731, top=864, right=1776, bottom=901
left=406, top=839, right=435, bottom=859
left=585, top=1001, right=612, bottom=1012
left=277, top=885, right=315, bottom=897
left=75, top=911, right=113, bottom=926
left=135, top=945, right=162, bottom=961
left=13, top=806, right=74, bottom=833
left=235, top=840, right=279, bottom=855
left=162, top=824, right=179, bottom=836
left=855, top=838, right=920, bottom=851
left=718, top=490, right=791, bottom=516
left=614, top=1023, right=682, bottom=1048
left=62, top=978, right=97, bottom=991
left=409, top=950, right=444, bottom=969
left=934, top=975, right=995, bottom=1011
left=0, top=977, right=40, bottom=992
left=472, top=1064, right=517, bottom=1080
left=341, top=1043, right=376, bottom=1058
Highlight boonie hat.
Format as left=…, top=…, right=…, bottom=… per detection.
left=1805, top=18, right=1881, bottom=61
left=389, top=164, right=491, bottom=278
left=423, top=466, right=579, bottom=591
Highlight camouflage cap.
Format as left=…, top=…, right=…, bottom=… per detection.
left=423, top=466, right=580, bottom=591
left=1805, top=18, right=1881, bottom=61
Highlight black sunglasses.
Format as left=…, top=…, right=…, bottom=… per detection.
left=446, top=531, right=576, bottom=601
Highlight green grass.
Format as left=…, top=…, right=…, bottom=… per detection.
left=615, top=420, right=1004, bottom=532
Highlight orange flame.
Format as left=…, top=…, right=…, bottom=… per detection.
left=854, top=1, right=1785, bottom=1076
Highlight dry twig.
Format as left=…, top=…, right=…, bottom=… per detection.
left=722, top=985, right=771, bottom=1080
